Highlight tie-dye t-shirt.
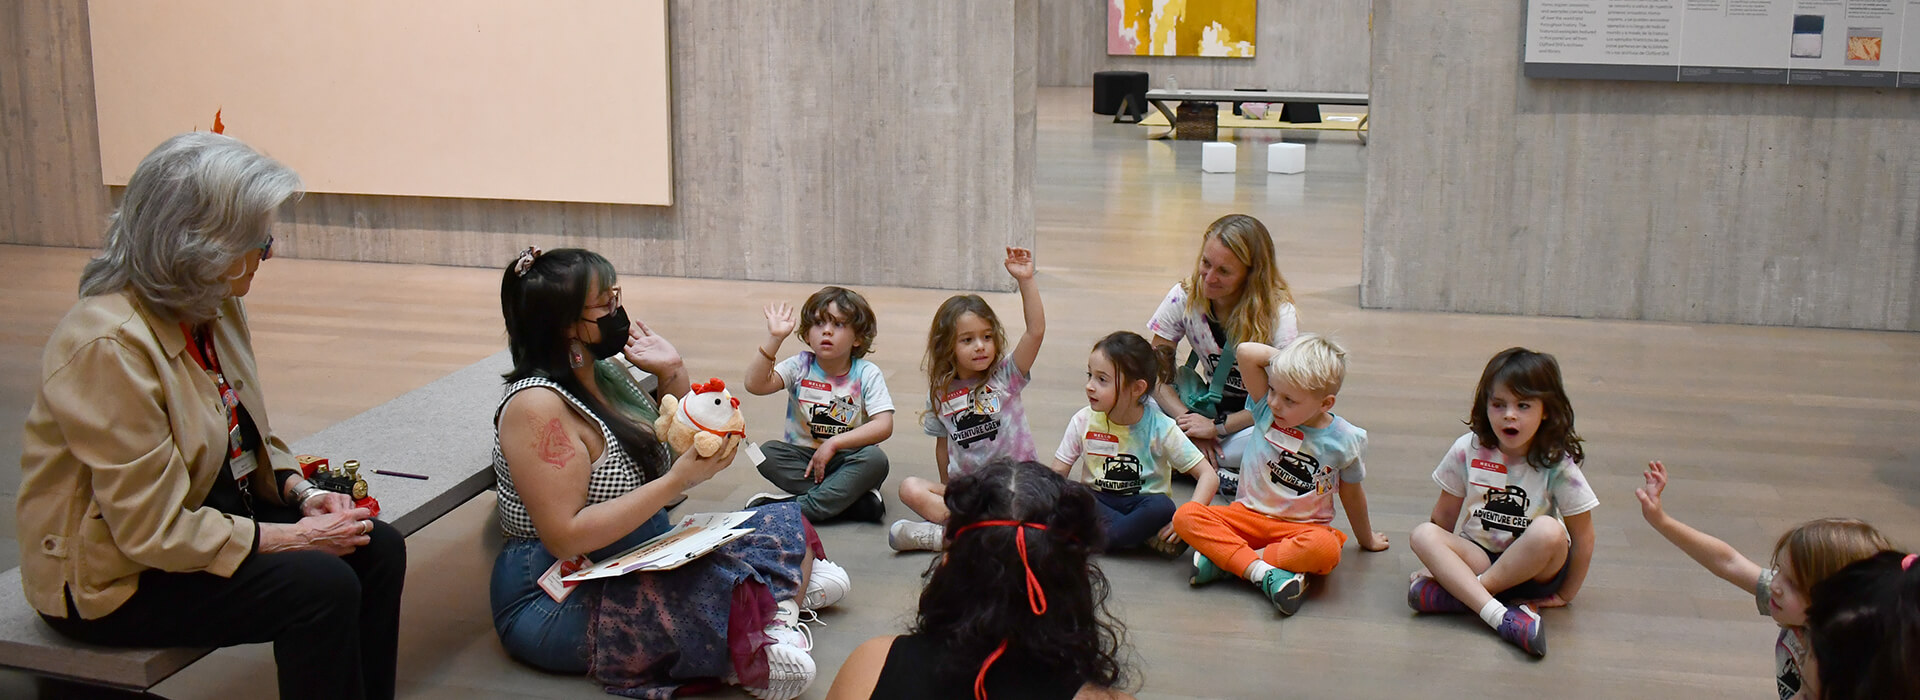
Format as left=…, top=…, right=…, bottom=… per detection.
left=1053, top=407, right=1204, bottom=496
left=920, top=357, right=1036, bottom=479
left=1756, top=570, right=1810, bottom=700
left=1237, top=400, right=1368, bottom=524
left=773, top=351, right=894, bottom=449
left=1146, top=283, right=1299, bottom=417
left=1431, top=432, right=1599, bottom=553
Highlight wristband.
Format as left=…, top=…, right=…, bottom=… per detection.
left=758, top=347, right=778, bottom=362
left=290, top=481, right=322, bottom=505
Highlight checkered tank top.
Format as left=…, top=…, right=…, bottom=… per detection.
left=492, top=377, right=656, bottom=539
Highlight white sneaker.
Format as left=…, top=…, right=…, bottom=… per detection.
left=888, top=519, right=945, bottom=552
left=804, top=559, right=850, bottom=610
left=747, top=492, right=796, bottom=508
left=744, top=600, right=815, bottom=700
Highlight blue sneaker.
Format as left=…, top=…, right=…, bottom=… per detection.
left=1497, top=605, right=1547, bottom=657
left=1408, top=577, right=1471, bottom=614
left=1190, top=552, right=1228, bottom=587
left=1260, top=568, right=1307, bottom=616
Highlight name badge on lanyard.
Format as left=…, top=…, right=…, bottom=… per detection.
left=216, top=373, right=256, bottom=481
left=185, top=323, right=256, bottom=486
left=798, top=378, right=834, bottom=406
left=228, top=450, right=258, bottom=481
left=1265, top=425, right=1304, bottom=454
left=1085, top=431, right=1121, bottom=458
left=184, top=322, right=255, bottom=485
left=1469, top=458, right=1508, bottom=490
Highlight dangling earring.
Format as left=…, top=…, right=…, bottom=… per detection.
left=568, top=339, right=587, bottom=368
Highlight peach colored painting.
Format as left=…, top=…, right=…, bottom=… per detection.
left=88, top=0, right=673, bottom=206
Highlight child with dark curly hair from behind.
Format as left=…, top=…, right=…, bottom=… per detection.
left=826, top=460, right=1136, bottom=700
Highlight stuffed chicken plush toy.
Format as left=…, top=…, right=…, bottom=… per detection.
left=655, top=378, right=747, bottom=458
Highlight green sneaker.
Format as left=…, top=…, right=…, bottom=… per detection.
left=1189, top=552, right=1228, bottom=587
left=1260, top=568, right=1307, bottom=616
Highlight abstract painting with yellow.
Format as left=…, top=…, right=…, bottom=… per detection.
left=1108, top=0, right=1257, bottom=57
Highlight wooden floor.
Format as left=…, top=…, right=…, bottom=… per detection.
left=1, top=88, right=1917, bottom=699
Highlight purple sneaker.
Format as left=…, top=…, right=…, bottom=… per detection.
left=1407, top=577, right=1471, bottom=614
left=1497, top=605, right=1546, bottom=657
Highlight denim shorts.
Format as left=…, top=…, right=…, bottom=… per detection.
left=488, top=512, right=671, bottom=674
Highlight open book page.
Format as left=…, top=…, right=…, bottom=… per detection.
left=562, top=511, right=756, bottom=582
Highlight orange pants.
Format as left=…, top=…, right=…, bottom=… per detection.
left=1172, top=501, right=1347, bottom=576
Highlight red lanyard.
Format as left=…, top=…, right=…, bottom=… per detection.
left=181, top=323, right=240, bottom=438
left=182, top=324, right=251, bottom=499
left=181, top=323, right=222, bottom=374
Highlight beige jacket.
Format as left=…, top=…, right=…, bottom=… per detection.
left=17, top=292, right=300, bottom=619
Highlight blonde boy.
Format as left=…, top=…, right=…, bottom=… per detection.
left=1170, top=333, right=1388, bottom=615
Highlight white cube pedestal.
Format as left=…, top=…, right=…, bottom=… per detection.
left=1201, top=142, right=1236, bottom=173
left=1267, top=142, right=1305, bottom=174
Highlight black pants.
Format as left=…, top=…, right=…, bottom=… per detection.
left=42, top=512, right=407, bottom=700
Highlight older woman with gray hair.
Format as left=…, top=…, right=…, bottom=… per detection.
left=17, top=132, right=406, bottom=700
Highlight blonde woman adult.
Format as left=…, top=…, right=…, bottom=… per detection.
left=1146, top=214, right=1300, bottom=500
left=18, top=132, right=404, bottom=700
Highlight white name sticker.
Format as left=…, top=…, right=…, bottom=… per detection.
left=1085, top=431, right=1121, bottom=458
left=1469, top=458, right=1508, bottom=490
left=797, top=379, right=834, bottom=406
left=939, top=388, right=972, bottom=417
left=1264, top=425, right=1304, bottom=454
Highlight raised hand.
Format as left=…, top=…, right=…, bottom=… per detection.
left=624, top=320, right=683, bottom=375
left=1635, top=460, right=1670, bottom=523
left=765, top=302, right=797, bottom=339
left=1004, top=246, right=1035, bottom=281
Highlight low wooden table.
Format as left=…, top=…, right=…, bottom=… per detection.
left=1144, top=89, right=1370, bottom=141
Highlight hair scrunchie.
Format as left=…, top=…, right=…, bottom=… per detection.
left=512, top=246, right=543, bottom=277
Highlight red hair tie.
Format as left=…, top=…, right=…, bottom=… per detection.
left=952, top=520, right=1049, bottom=616
left=1904, top=553, right=1916, bottom=571
left=951, top=520, right=1050, bottom=700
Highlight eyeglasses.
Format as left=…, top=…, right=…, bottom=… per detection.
left=258, top=235, right=274, bottom=261
left=581, top=286, right=622, bottom=321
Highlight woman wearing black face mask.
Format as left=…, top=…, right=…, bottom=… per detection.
left=490, top=247, right=842, bottom=700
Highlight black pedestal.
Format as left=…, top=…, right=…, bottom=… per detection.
left=1092, top=71, right=1150, bottom=116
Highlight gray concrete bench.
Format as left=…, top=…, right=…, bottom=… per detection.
left=0, top=351, right=525, bottom=694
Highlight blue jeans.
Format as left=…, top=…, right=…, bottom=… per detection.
left=1092, top=491, right=1177, bottom=551
left=489, top=512, right=671, bottom=674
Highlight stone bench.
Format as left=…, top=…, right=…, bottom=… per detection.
left=0, top=351, right=530, bottom=694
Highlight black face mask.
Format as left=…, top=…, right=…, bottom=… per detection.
left=585, top=307, right=629, bottom=360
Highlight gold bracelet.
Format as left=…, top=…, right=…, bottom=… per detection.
left=758, top=347, right=777, bottom=362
